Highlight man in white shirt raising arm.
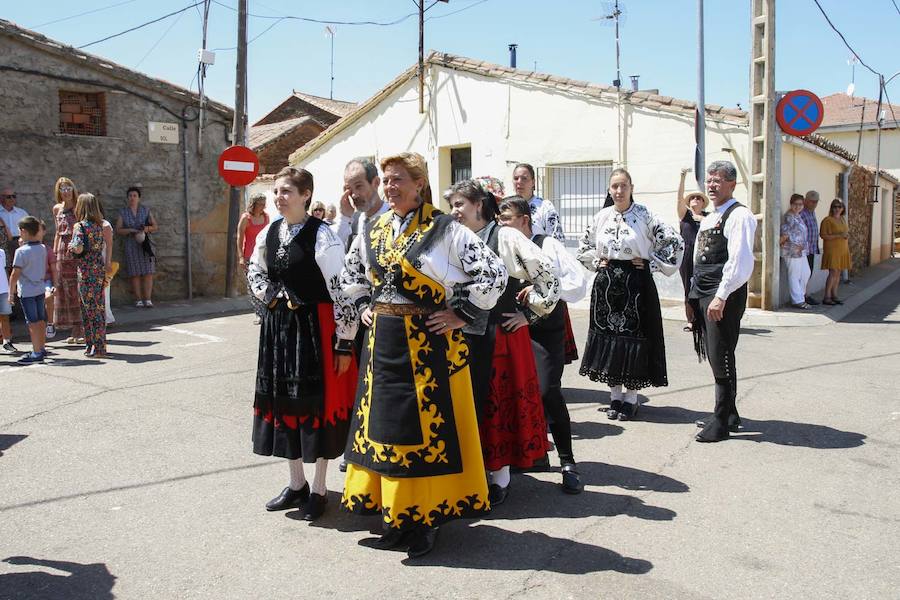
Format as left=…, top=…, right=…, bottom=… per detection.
left=688, top=160, right=757, bottom=443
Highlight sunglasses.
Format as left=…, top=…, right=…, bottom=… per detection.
left=60, top=186, right=74, bottom=192
left=1, top=194, right=16, bottom=199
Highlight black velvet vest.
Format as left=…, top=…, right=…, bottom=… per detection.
left=486, top=223, right=522, bottom=323
left=689, top=202, right=743, bottom=299
left=265, top=217, right=331, bottom=303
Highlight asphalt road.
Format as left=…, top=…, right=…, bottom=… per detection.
left=1, top=285, right=898, bottom=600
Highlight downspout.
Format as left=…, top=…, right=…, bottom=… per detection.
left=181, top=105, right=194, bottom=301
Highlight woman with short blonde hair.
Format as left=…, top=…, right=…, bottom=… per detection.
left=52, top=176, right=84, bottom=343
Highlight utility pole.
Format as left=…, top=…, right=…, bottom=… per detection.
left=325, top=26, right=335, bottom=100
left=418, top=1, right=425, bottom=114
left=225, top=0, right=247, bottom=298
left=873, top=75, right=884, bottom=205
left=197, top=0, right=211, bottom=156
left=748, top=0, right=777, bottom=309
left=417, top=0, right=448, bottom=115
left=695, top=0, right=706, bottom=192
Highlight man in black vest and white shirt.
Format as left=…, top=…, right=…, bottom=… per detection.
left=689, top=161, right=756, bottom=443
left=333, top=158, right=389, bottom=251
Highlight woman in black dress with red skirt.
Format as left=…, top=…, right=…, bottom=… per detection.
left=247, top=166, right=358, bottom=521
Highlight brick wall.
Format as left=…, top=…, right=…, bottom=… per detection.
left=255, top=97, right=340, bottom=128
left=847, top=165, right=873, bottom=272
left=258, top=121, right=325, bottom=175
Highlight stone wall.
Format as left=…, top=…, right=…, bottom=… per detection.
left=0, top=36, right=233, bottom=302
left=847, top=165, right=873, bottom=272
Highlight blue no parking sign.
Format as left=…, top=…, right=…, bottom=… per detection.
left=776, top=90, right=824, bottom=136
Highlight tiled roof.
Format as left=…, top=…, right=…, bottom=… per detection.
left=0, top=18, right=232, bottom=117
left=290, top=51, right=748, bottom=164
left=800, top=132, right=857, bottom=162
left=291, top=92, right=356, bottom=118
left=249, top=116, right=318, bottom=150
left=820, top=93, right=900, bottom=128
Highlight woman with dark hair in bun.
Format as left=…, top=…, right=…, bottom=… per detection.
left=448, top=178, right=558, bottom=506
left=247, top=166, right=358, bottom=522
left=577, top=168, right=684, bottom=421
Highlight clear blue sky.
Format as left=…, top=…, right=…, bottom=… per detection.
left=5, top=1, right=899, bottom=123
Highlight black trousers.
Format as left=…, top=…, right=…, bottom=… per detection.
left=697, top=285, right=747, bottom=436
left=530, top=321, right=574, bottom=464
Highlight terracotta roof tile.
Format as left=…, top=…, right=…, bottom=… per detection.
left=820, top=93, right=900, bottom=128
left=291, top=92, right=356, bottom=118
left=249, top=116, right=317, bottom=150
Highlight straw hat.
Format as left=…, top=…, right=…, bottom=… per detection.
left=684, top=190, right=710, bottom=209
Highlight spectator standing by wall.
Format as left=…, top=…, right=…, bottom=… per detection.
left=115, top=187, right=157, bottom=307
left=237, top=193, right=269, bottom=324
left=51, top=177, right=84, bottom=344
left=798, top=190, right=820, bottom=305
left=676, top=168, right=709, bottom=331
left=2, top=186, right=29, bottom=273
left=780, top=194, right=811, bottom=308
left=820, top=199, right=852, bottom=305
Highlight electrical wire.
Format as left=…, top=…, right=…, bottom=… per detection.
left=426, top=0, right=491, bottom=20
left=30, top=0, right=141, bottom=29
left=78, top=1, right=205, bottom=49
left=881, top=84, right=900, bottom=130
left=134, top=8, right=188, bottom=69
left=811, top=0, right=881, bottom=77
left=892, top=0, right=900, bottom=17
left=210, top=0, right=420, bottom=26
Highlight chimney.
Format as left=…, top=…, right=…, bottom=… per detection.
left=508, top=44, right=518, bottom=68
left=629, top=75, right=640, bottom=91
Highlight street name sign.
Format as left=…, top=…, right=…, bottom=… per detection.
left=148, top=121, right=179, bottom=144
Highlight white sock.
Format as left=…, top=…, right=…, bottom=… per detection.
left=624, top=389, right=638, bottom=405
left=489, top=465, right=511, bottom=488
left=288, top=459, right=307, bottom=491
left=609, top=385, right=623, bottom=401
left=311, top=458, right=328, bottom=496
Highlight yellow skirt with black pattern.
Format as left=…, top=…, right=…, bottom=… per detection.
left=342, top=310, right=490, bottom=531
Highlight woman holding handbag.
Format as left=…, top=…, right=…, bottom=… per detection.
left=115, top=187, right=157, bottom=307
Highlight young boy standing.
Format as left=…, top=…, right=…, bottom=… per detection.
left=9, top=216, right=48, bottom=363
left=0, top=247, right=17, bottom=354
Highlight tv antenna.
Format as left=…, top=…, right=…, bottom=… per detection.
left=325, top=26, right=335, bottom=99
left=594, top=1, right=627, bottom=89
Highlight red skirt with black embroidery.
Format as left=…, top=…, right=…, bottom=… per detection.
left=478, top=325, right=550, bottom=471
left=252, top=302, right=358, bottom=462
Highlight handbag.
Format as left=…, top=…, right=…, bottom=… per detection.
left=140, top=211, right=155, bottom=258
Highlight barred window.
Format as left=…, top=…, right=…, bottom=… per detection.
left=59, top=91, right=106, bottom=136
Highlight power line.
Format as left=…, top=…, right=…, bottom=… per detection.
left=427, top=0, right=491, bottom=20
left=134, top=8, right=188, bottom=69
left=881, top=84, right=900, bottom=130
left=892, top=0, right=900, bottom=17
left=210, top=0, right=420, bottom=26
left=810, top=0, right=881, bottom=77
left=30, top=0, right=141, bottom=29
left=78, top=1, right=205, bottom=49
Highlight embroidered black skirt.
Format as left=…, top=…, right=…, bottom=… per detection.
left=579, top=260, right=668, bottom=390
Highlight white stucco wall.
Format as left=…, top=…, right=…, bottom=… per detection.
left=293, top=66, right=752, bottom=300
left=820, top=128, right=900, bottom=177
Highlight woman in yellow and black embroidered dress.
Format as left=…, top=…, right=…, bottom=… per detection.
left=340, top=153, right=508, bottom=558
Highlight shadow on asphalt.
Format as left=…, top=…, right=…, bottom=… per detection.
left=105, top=338, right=159, bottom=348
left=0, top=556, right=115, bottom=600
left=570, top=420, right=624, bottom=440
left=0, top=434, right=27, bottom=458
left=638, top=405, right=866, bottom=449
left=840, top=278, right=900, bottom=324
left=577, top=461, right=689, bottom=493
left=401, top=524, right=653, bottom=574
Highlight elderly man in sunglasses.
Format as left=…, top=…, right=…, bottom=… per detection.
left=1, top=187, right=30, bottom=273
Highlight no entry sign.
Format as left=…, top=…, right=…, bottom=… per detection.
left=218, top=145, right=259, bottom=187
left=776, top=90, right=824, bottom=137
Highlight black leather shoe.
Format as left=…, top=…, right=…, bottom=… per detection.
left=560, top=463, right=583, bottom=494
left=695, top=417, right=741, bottom=433
left=805, top=295, right=820, bottom=306
left=606, top=399, right=622, bottom=420
left=488, top=483, right=510, bottom=506
left=406, top=526, right=440, bottom=558
left=373, top=527, right=414, bottom=550
left=338, top=460, right=348, bottom=472
left=302, top=492, right=328, bottom=521
left=617, top=401, right=637, bottom=421
left=266, top=484, right=310, bottom=511
left=696, top=429, right=730, bottom=443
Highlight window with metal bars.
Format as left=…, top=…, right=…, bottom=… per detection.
left=59, top=91, right=106, bottom=136
left=450, top=147, right=472, bottom=184
left=536, top=162, right=613, bottom=243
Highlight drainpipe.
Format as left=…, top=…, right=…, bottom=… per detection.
left=181, top=105, right=194, bottom=301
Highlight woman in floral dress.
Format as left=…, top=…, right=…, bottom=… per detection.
left=52, top=177, right=84, bottom=344
left=69, top=193, right=112, bottom=357
left=115, top=187, right=157, bottom=307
